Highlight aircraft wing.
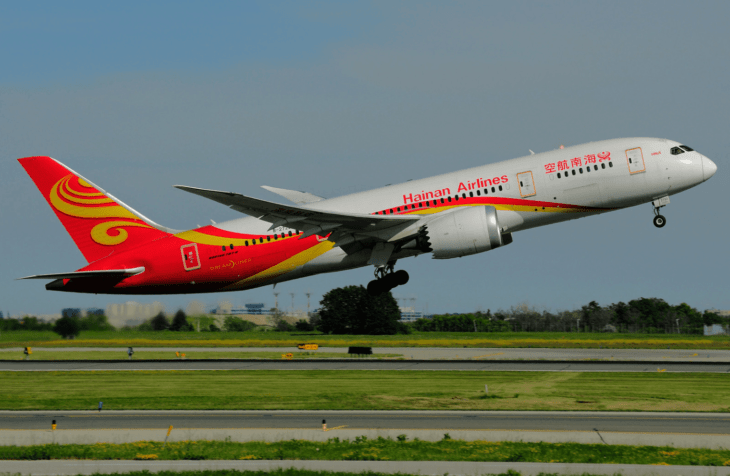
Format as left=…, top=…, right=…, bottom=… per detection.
left=174, top=185, right=419, bottom=240
left=18, top=267, right=145, bottom=280
left=261, top=185, right=325, bottom=205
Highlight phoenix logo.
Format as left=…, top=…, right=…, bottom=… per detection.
left=50, top=174, right=151, bottom=246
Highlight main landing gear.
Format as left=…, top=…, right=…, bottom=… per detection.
left=367, top=264, right=409, bottom=296
left=652, top=196, right=670, bottom=228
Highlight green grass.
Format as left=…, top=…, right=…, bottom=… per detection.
left=2, top=330, right=729, bottom=349
left=0, top=351, right=401, bottom=360
left=1, top=370, right=728, bottom=411
left=3, top=438, right=730, bottom=466
left=0, top=471, right=583, bottom=476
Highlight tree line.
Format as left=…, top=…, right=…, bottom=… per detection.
left=416, top=298, right=725, bottom=334
left=1, top=294, right=724, bottom=337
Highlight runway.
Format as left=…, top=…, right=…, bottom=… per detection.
left=5, top=346, right=730, bottom=361
left=2, top=410, right=728, bottom=434
left=3, top=410, right=730, bottom=449
left=2, top=359, right=730, bottom=372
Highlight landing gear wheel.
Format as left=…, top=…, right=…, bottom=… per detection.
left=653, top=215, right=666, bottom=228
left=367, top=280, right=384, bottom=296
left=367, top=266, right=409, bottom=296
left=393, top=270, right=409, bottom=286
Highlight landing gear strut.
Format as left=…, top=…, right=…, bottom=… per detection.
left=367, top=263, right=409, bottom=296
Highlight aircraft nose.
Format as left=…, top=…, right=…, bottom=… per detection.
left=702, top=155, right=718, bottom=181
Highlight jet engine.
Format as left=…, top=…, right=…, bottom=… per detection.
left=402, top=206, right=511, bottom=259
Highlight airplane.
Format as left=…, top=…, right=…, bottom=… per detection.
left=18, top=137, right=716, bottom=296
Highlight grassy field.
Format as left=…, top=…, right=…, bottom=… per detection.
left=4, top=438, right=730, bottom=466
left=1, top=370, right=728, bottom=411
left=0, top=471, right=567, bottom=476
left=0, top=351, right=401, bottom=361
left=2, top=330, right=729, bottom=349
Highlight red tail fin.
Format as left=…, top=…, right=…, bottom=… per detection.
left=19, top=156, right=170, bottom=263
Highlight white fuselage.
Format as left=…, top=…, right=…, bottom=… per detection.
left=212, top=137, right=716, bottom=284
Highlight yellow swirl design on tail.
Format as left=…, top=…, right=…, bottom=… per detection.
left=51, top=174, right=151, bottom=245
left=91, top=221, right=152, bottom=246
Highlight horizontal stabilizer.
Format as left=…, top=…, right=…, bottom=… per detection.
left=18, top=267, right=145, bottom=280
left=261, top=185, right=325, bottom=205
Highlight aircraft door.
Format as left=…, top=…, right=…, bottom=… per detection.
left=626, top=147, right=646, bottom=174
left=516, top=171, right=536, bottom=197
left=181, top=243, right=201, bottom=271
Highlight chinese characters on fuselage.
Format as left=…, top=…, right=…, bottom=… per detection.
left=543, top=151, right=611, bottom=174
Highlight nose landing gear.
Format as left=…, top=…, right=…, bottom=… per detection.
left=367, top=264, right=409, bottom=296
left=653, top=211, right=666, bottom=228
left=652, top=196, right=670, bottom=228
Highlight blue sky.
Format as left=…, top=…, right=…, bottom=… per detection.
left=1, top=1, right=728, bottom=317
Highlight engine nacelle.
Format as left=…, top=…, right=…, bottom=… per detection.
left=425, top=206, right=510, bottom=259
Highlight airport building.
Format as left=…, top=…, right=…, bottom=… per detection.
left=399, top=307, right=423, bottom=322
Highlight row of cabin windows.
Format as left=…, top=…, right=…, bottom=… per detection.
left=556, top=161, right=612, bottom=179
left=220, top=230, right=302, bottom=249
left=374, top=185, right=505, bottom=215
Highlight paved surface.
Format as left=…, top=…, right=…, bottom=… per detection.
left=5, top=459, right=730, bottom=476
left=5, top=346, right=730, bottom=361
left=3, top=411, right=730, bottom=449
left=3, top=410, right=728, bottom=434
left=2, top=359, right=730, bottom=372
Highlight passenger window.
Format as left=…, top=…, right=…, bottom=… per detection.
left=476, top=190, right=480, bottom=196
left=557, top=172, right=561, bottom=178
left=462, top=193, right=466, bottom=198
left=484, top=188, right=488, bottom=194
left=680, top=145, right=694, bottom=151
left=572, top=170, right=576, bottom=175
left=448, top=197, right=452, bottom=202
left=266, top=236, right=271, bottom=242
left=579, top=168, right=583, bottom=174
left=259, top=238, right=264, bottom=243
left=440, top=198, right=445, bottom=204
left=594, top=165, right=598, bottom=171
left=491, top=187, right=495, bottom=193
left=586, top=166, right=590, bottom=172
left=609, top=162, right=613, bottom=168
left=601, top=163, right=606, bottom=169
left=230, top=244, right=234, bottom=250
left=498, top=185, right=503, bottom=191
left=469, top=192, right=473, bottom=197
left=245, top=241, right=249, bottom=246
left=221, top=246, right=225, bottom=251
left=288, top=231, right=292, bottom=237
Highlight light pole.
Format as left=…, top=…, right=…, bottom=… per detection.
left=273, top=292, right=279, bottom=311
left=305, top=292, right=311, bottom=316
left=576, top=318, right=580, bottom=333
left=676, top=318, right=680, bottom=334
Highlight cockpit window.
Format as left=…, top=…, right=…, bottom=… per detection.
left=670, top=146, right=684, bottom=155
left=680, top=145, right=694, bottom=152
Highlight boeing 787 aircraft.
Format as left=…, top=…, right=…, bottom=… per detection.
left=18, top=137, right=716, bottom=295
